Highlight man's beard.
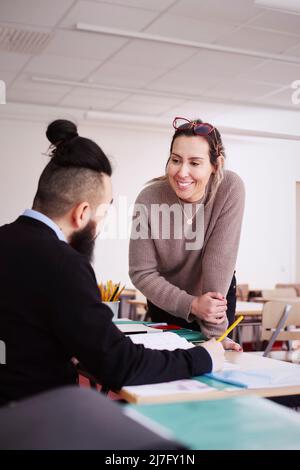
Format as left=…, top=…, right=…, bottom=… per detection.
left=69, top=220, right=97, bottom=263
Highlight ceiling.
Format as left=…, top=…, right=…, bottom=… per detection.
left=1, top=0, right=300, bottom=117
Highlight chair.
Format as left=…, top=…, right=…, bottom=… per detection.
left=127, top=300, right=148, bottom=320
left=118, top=288, right=136, bottom=318
left=76, top=364, right=103, bottom=392
left=127, top=291, right=148, bottom=320
left=236, top=284, right=249, bottom=301
left=276, top=283, right=300, bottom=297
left=0, top=386, right=183, bottom=449
left=260, top=301, right=300, bottom=363
left=262, top=288, right=297, bottom=299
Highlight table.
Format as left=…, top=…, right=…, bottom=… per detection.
left=252, top=296, right=300, bottom=304
left=236, top=301, right=263, bottom=317
left=120, top=351, right=300, bottom=404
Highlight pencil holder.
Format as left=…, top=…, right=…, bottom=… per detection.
left=102, top=301, right=120, bottom=320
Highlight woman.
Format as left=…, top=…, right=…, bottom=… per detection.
left=129, top=117, right=245, bottom=346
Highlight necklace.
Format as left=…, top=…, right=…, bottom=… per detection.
left=177, top=198, right=203, bottom=225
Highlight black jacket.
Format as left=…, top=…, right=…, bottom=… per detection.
left=0, top=216, right=212, bottom=405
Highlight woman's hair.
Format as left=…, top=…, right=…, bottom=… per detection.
left=33, top=119, right=112, bottom=217
left=150, top=119, right=226, bottom=204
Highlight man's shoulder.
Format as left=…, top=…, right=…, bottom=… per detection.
left=55, top=241, right=92, bottom=271
left=0, top=217, right=89, bottom=268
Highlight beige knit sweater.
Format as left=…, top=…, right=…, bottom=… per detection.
left=129, top=170, right=245, bottom=337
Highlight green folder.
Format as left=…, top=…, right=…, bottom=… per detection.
left=128, top=396, right=300, bottom=450
left=172, top=329, right=206, bottom=342
left=115, top=321, right=206, bottom=342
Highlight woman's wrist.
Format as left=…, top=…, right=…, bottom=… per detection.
left=190, top=296, right=198, bottom=316
left=190, top=296, right=205, bottom=320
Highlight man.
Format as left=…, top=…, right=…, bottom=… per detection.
left=0, top=120, right=224, bottom=406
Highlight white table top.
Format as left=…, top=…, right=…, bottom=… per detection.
left=236, top=301, right=264, bottom=316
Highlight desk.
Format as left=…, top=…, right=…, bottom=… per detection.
left=120, top=351, right=300, bottom=404
left=236, top=301, right=263, bottom=317
left=128, top=395, right=300, bottom=450
left=252, top=296, right=300, bottom=304
left=221, top=351, right=300, bottom=400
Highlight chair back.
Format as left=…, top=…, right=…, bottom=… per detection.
left=261, top=301, right=300, bottom=341
left=236, top=284, right=249, bottom=301
left=276, top=283, right=300, bottom=296
left=262, top=288, right=297, bottom=299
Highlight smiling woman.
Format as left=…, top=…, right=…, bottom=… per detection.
left=129, top=118, right=245, bottom=342
left=168, top=118, right=225, bottom=204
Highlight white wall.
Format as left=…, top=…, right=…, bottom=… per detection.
left=1, top=112, right=300, bottom=290
left=226, top=136, right=300, bottom=288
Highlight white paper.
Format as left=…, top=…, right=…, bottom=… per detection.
left=129, top=331, right=194, bottom=350
left=223, top=360, right=241, bottom=370
left=123, top=379, right=215, bottom=397
left=116, top=324, right=163, bottom=334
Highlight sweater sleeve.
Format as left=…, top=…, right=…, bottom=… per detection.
left=197, top=172, right=245, bottom=338
left=49, top=250, right=212, bottom=390
left=129, top=194, right=196, bottom=321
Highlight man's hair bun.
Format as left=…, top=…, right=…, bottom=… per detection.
left=46, top=119, right=78, bottom=147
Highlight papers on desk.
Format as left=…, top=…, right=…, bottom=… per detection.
left=121, top=379, right=215, bottom=404
left=223, top=359, right=240, bottom=371
left=207, top=364, right=300, bottom=389
left=116, top=324, right=163, bottom=335
left=129, top=332, right=194, bottom=350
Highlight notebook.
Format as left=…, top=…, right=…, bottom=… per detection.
left=121, top=379, right=216, bottom=404
left=206, top=364, right=300, bottom=389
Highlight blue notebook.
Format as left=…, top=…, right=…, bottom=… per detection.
left=205, top=367, right=300, bottom=389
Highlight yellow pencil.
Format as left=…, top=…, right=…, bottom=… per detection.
left=99, top=283, right=104, bottom=299
left=216, top=315, right=244, bottom=342
left=110, top=283, right=120, bottom=301
left=115, top=285, right=125, bottom=301
left=98, top=281, right=125, bottom=301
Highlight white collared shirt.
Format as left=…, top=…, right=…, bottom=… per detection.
left=22, top=209, right=67, bottom=243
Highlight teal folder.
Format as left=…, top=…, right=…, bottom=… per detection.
left=129, top=396, right=300, bottom=450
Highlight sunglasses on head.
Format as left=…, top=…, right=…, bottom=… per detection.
left=172, top=117, right=215, bottom=134
left=172, top=117, right=220, bottom=155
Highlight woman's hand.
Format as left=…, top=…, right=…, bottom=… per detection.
left=191, top=292, right=227, bottom=324
left=222, top=337, right=243, bottom=352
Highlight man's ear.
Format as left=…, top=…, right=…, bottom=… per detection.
left=71, top=202, right=91, bottom=229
